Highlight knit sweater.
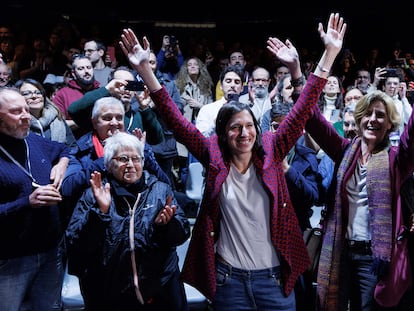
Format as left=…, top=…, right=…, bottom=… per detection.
left=0, top=132, right=69, bottom=258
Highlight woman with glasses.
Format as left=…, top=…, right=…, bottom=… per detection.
left=65, top=131, right=190, bottom=311
left=15, top=78, right=76, bottom=147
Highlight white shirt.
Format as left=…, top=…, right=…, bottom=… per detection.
left=195, top=97, right=227, bottom=137
left=239, top=93, right=272, bottom=125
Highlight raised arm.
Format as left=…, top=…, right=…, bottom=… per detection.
left=119, top=29, right=210, bottom=164
left=119, top=31, right=161, bottom=92
left=267, top=13, right=346, bottom=81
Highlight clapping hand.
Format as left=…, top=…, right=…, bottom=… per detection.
left=154, top=196, right=177, bottom=225
left=131, top=128, right=146, bottom=145
left=90, top=171, right=111, bottom=214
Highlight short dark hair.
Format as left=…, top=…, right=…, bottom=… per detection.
left=219, top=64, right=244, bottom=83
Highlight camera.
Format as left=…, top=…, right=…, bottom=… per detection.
left=125, top=80, right=145, bottom=92
left=167, top=35, right=177, bottom=54
left=169, top=35, right=177, bottom=48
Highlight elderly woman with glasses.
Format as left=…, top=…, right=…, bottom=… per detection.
left=65, top=131, right=190, bottom=311
left=15, top=78, right=76, bottom=147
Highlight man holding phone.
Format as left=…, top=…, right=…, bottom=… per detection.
left=125, top=80, right=145, bottom=92
left=68, top=66, right=164, bottom=145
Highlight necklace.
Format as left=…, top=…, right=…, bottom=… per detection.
left=0, top=139, right=40, bottom=188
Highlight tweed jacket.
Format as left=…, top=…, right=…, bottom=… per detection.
left=151, top=73, right=325, bottom=301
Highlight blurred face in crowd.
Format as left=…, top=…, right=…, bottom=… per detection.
left=149, top=52, right=158, bottom=73
left=84, top=40, right=102, bottom=64
left=281, top=77, right=294, bottom=104
left=221, top=71, right=243, bottom=101
left=113, top=69, right=136, bottom=107
left=250, top=67, right=270, bottom=99
left=19, top=82, right=45, bottom=118
left=356, top=70, right=371, bottom=91
left=219, top=57, right=229, bottom=72
left=186, top=58, right=200, bottom=78
left=383, top=77, right=401, bottom=97
left=0, top=63, right=11, bottom=86
left=274, top=65, right=290, bottom=83
left=0, top=89, right=31, bottom=139
left=72, top=57, right=94, bottom=85
left=343, top=110, right=357, bottom=140
left=344, top=88, right=363, bottom=106
left=323, top=76, right=341, bottom=97
left=229, top=52, right=245, bottom=68
left=92, top=104, right=124, bottom=140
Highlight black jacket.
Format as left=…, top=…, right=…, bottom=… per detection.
left=65, top=172, right=190, bottom=302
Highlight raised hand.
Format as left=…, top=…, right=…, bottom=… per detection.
left=90, top=171, right=111, bottom=214
left=131, top=128, right=146, bottom=145
left=317, top=13, right=347, bottom=55
left=266, top=38, right=299, bottom=67
left=119, top=28, right=151, bottom=68
left=119, top=29, right=162, bottom=93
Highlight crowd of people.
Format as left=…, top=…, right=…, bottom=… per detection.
left=1, top=10, right=414, bottom=311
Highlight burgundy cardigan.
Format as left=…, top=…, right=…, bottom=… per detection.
left=151, top=73, right=325, bottom=300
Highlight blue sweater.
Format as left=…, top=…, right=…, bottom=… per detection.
left=0, top=132, right=69, bottom=258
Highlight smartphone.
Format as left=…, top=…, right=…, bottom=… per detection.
left=125, top=80, right=145, bottom=91
left=384, top=68, right=398, bottom=77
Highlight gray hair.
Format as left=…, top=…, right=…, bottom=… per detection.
left=103, top=132, right=144, bottom=172
left=91, top=96, right=125, bottom=120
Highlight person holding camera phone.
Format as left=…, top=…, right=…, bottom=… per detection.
left=156, top=35, right=184, bottom=80
left=68, top=66, right=164, bottom=145
left=367, top=67, right=412, bottom=143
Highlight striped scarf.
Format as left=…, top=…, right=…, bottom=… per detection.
left=317, top=137, right=392, bottom=310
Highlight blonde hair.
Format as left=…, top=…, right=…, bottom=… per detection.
left=354, top=90, right=400, bottom=136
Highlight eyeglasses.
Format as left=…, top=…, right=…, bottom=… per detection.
left=357, top=76, right=370, bottom=79
left=112, top=155, right=142, bottom=164
left=21, top=90, right=43, bottom=98
left=343, top=121, right=356, bottom=127
left=84, top=49, right=97, bottom=53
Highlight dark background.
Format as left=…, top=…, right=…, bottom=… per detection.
left=2, top=0, right=413, bottom=64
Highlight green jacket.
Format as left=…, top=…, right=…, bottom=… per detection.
left=68, top=87, right=164, bottom=145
